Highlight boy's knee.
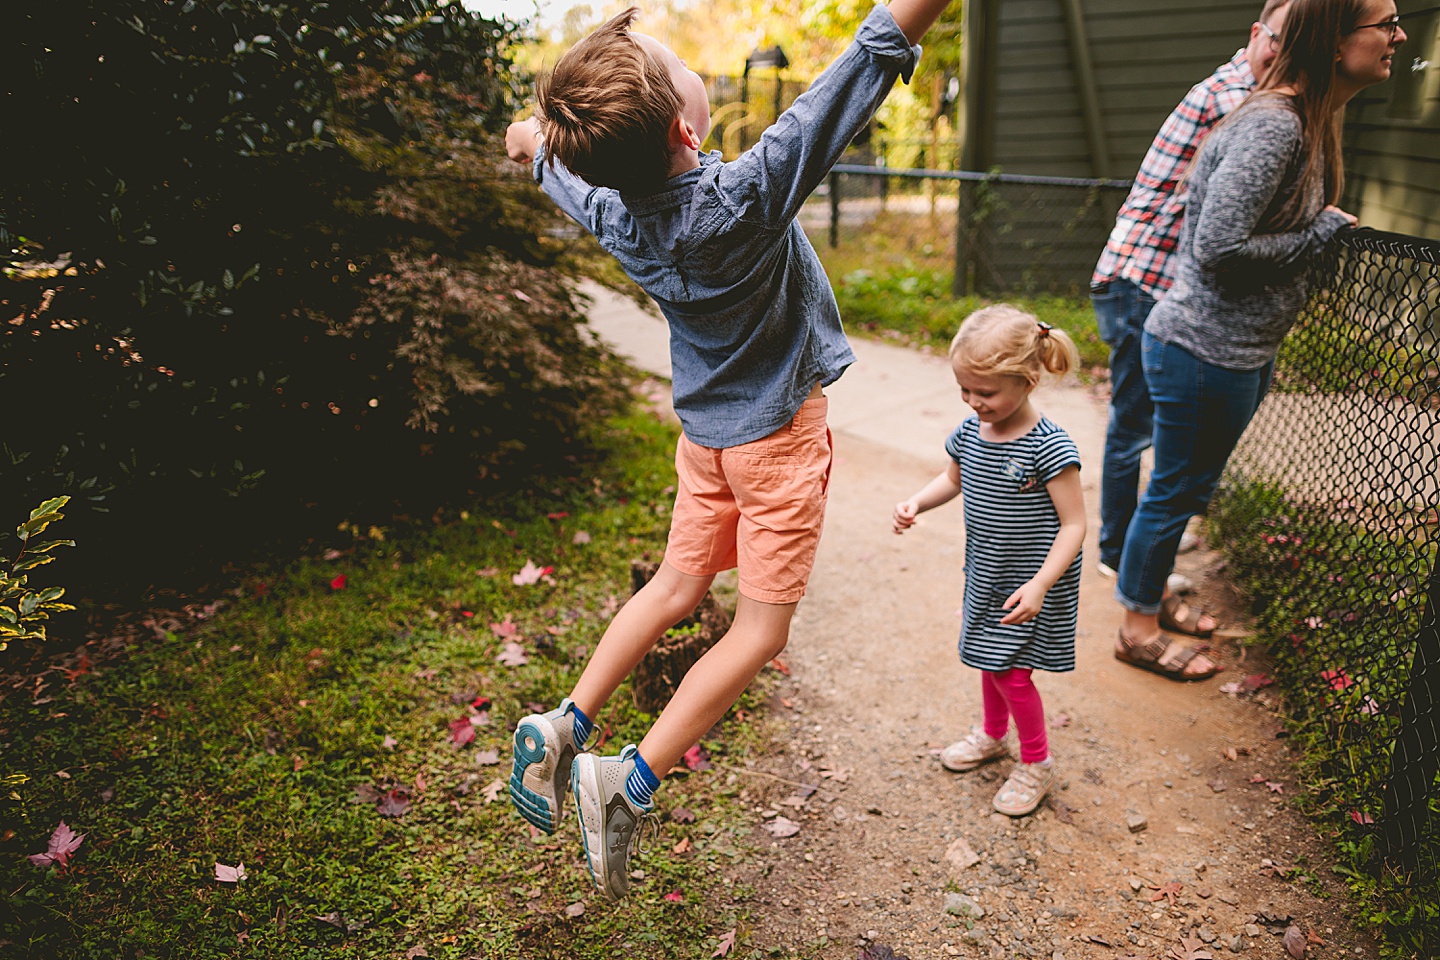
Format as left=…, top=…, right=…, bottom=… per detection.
left=643, top=564, right=712, bottom=615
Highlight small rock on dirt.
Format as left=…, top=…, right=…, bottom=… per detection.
left=945, top=837, right=981, bottom=873
left=945, top=893, right=986, bottom=919
left=1125, top=812, right=1149, bottom=833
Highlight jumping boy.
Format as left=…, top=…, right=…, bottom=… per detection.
left=505, top=0, right=956, bottom=899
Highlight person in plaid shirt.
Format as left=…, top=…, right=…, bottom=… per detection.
left=1090, top=0, right=1291, bottom=646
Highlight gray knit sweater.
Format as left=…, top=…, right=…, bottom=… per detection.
left=1145, top=97, right=1350, bottom=371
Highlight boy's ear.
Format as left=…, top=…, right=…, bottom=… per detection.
left=669, top=116, right=702, bottom=152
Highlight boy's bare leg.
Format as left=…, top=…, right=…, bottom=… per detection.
left=637, top=593, right=796, bottom=776
left=569, top=560, right=715, bottom=720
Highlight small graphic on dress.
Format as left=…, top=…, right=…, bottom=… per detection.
left=1002, top=457, right=1044, bottom=493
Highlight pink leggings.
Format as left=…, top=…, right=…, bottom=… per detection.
left=982, top=668, right=1049, bottom=763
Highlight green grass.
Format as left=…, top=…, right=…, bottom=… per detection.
left=804, top=212, right=1106, bottom=373
left=0, top=408, right=786, bottom=960
left=1208, top=476, right=1440, bottom=958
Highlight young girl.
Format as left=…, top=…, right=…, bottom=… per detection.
left=893, top=305, right=1085, bottom=816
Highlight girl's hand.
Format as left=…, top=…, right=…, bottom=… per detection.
left=506, top=117, right=542, bottom=164
left=892, top=500, right=918, bottom=534
left=999, top=580, right=1048, bottom=624
left=1324, top=204, right=1358, bottom=227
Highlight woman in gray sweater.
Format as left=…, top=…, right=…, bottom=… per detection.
left=1113, top=0, right=1406, bottom=680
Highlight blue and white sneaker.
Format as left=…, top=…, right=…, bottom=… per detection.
left=572, top=744, right=654, bottom=900
left=509, top=698, right=588, bottom=834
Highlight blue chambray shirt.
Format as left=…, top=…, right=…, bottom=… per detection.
left=533, top=5, right=920, bottom=448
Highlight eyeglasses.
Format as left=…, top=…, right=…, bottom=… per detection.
left=1351, top=15, right=1403, bottom=41
left=1258, top=21, right=1281, bottom=50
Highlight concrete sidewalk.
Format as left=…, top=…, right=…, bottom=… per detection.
left=576, top=278, right=1106, bottom=471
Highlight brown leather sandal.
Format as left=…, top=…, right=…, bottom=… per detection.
left=1159, top=594, right=1215, bottom=638
left=1114, top=629, right=1219, bottom=681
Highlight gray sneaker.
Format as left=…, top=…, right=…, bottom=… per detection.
left=571, top=744, right=653, bottom=900
left=509, top=698, right=588, bottom=834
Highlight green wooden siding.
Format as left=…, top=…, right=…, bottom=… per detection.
left=1341, top=2, right=1440, bottom=238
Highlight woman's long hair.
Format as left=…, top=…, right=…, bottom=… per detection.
left=1243, top=0, right=1371, bottom=228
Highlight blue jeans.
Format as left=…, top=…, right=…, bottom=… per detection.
left=1115, top=333, right=1273, bottom=614
left=1091, top=279, right=1157, bottom=571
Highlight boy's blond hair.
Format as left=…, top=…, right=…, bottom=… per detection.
left=949, top=304, right=1079, bottom=385
left=537, top=7, right=683, bottom=195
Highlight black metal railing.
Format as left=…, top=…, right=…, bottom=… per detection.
left=1212, top=227, right=1440, bottom=954
left=808, top=164, right=1132, bottom=297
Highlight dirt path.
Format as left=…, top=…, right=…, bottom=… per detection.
left=580, top=283, right=1378, bottom=960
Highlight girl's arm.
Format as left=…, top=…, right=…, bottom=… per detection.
left=999, top=464, right=1086, bottom=624
left=893, top=460, right=962, bottom=534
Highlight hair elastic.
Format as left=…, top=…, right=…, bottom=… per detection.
left=1036, top=320, right=1053, bottom=338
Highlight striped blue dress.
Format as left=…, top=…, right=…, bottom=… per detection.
left=945, top=416, right=1082, bottom=673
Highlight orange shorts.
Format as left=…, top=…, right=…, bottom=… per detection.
left=665, top=396, right=834, bottom=604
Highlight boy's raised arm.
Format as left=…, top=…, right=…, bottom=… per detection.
left=887, top=0, right=957, bottom=45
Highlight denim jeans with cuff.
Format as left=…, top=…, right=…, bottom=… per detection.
left=1091, top=278, right=1157, bottom=571
left=1115, top=332, right=1273, bottom=614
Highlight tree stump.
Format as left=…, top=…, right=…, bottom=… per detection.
left=629, top=561, right=733, bottom=714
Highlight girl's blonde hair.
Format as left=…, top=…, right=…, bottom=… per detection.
left=949, top=304, right=1079, bottom=384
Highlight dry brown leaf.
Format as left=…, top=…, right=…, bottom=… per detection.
left=1283, top=925, right=1306, bottom=959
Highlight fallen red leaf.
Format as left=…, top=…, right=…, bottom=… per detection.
left=28, top=821, right=85, bottom=870
left=663, top=890, right=683, bottom=902
left=1146, top=880, right=1182, bottom=905
left=1242, top=673, right=1274, bottom=691
left=490, top=619, right=517, bottom=638
left=682, top=745, right=711, bottom=771
left=62, top=653, right=92, bottom=682
left=1350, top=810, right=1375, bottom=825
left=768, top=656, right=791, bottom=676
left=1321, top=669, right=1354, bottom=691
left=713, top=929, right=736, bottom=958
left=471, top=695, right=492, bottom=711
left=547, top=511, right=569, bottom=520
left=512, top=560, right=553, bottom=586
left=214, top=861, right=247, bottom=883
left=448, top=716, right=476, bottom=747
left=329, top=574, right=347, bottom=591
left=377, top=788, right=410, bottom=817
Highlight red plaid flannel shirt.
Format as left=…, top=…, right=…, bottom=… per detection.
left=1093, top=50, right=1256, bottom=296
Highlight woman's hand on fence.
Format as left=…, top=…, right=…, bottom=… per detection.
left=1324, top=204, right=1359, bottom=227
left=506, top=117, right=542, bottom=165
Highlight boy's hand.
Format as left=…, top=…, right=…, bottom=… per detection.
left=999, top=580, right=1047, bottom=625
left=892, top=501, right=919, bottom=534
left=505, top=117, right=542, bottom=165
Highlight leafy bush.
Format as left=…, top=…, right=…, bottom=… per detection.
left=1, top=1, right=623, bottom=591
left=0, top=497, right=75, bottom=651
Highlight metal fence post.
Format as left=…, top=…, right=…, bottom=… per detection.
left=1382, top=564, right=1440, bottom=869
left=953, top=178, right=974, bottom=297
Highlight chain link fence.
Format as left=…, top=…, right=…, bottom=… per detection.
left=801, top=164, right=1132, bottom=297
left=1211, top=227, right=1440, bottom=952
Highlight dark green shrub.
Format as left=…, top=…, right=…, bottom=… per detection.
left=1, top=2, right=623, bottom=591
